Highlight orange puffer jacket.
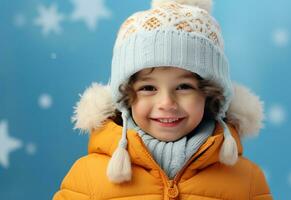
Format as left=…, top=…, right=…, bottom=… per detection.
left=53, top=120, right=272, bottom=200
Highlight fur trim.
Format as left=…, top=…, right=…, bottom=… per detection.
left=72, top=82, right=264, bottom=138
left=151, top=0, right=213, bottom=13
left=71, top=83, right=116, bottom=133
left=226, top=83, right=264, bottom=138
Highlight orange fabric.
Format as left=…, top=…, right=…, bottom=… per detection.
left=53, top=120, right=272, bottom=200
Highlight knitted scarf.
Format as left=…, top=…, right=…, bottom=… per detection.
left=127, top=117, right=215, bottom=179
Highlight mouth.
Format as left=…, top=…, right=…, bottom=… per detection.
left=150, top=117, right=185, bottom=127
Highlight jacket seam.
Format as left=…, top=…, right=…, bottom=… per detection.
left=60, top=188, right=90, bottom=197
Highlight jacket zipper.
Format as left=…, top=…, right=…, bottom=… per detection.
left=173, top=140, right=215, bottom=184
left=139, top=138, right=215, bottom=199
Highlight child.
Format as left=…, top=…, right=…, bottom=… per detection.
left=54, top=0, right=272, bottom=199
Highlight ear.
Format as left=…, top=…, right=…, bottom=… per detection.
left=226, top=83, right=265, bottom=138
left=71, top=83, right=116, bottom=133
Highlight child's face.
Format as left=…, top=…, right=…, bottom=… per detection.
left=131, top=67, right=206, bottom=142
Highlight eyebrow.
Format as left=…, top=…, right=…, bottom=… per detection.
left=136, top=76, right=154, bottom=82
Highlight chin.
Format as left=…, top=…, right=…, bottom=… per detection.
left=157, top=135, right=182, bottom=142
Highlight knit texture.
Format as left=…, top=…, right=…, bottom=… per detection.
left=128, top=117, right=215, bottom=178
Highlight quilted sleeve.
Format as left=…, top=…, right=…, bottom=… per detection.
left=251, top=163, right=273, bottom=200
left=53, top=157, right=92, bottom=200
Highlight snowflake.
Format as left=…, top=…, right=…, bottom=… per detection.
left=0, top=120, right=23, bottom=168
left=267, top=104, right=286, bottom=125
left=34, top=4, right=65, bottom=36
left=272, top=28, right=289, bottom=47
left=71, top=0, right=112, bottom=31
left=38, top=93, right=53, bottom=109
left=26, top=143, right=37, bottom=155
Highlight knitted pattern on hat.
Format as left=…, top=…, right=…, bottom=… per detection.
left=116, top=2, right=223, bottom=49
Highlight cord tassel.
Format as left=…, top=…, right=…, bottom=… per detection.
left=218, top=118, right=238, bottom=166
left=106, top=111, right=132, bottom=183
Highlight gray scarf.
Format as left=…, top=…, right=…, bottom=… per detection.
left=128, top=117, right=215, bottom=179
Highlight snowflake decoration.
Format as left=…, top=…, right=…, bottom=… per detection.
left=71, top=0, right=112, bottom=31
left=267, top=104, right=286, bottom=126
left=26, top=143, right=37, bottom=155
left=272, top=28, right=289, bottom=47
left=38, top=93, right=53, bottom=109
left=34, top=4, right=65, bottom=36
left=0, top=120, right=23, bottom=168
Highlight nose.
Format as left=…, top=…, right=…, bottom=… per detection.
left=157, top=91, right=178, bottom=111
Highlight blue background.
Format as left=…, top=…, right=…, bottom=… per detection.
left=0, top=0, right=290, bottom=199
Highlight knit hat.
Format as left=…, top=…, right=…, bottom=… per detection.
left=107, top=0, right=237, bottom=183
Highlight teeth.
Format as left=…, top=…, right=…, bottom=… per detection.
left=158, top=118, right=179, bottom=123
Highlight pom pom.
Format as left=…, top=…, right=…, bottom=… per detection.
left=151, top=0, right=213, bottom=13
left=219, top=134, right=238, bottom=166
left=107, top=147, right=132, bottom=183
left=71, top=83, right=116, bottom=133
left=226, top=83, right=264, bottom=138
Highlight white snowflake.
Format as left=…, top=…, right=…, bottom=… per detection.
left=0, top=120, right=23, bottom=168
left=272, top=28, right=289, bottom=47
left=70, top=0, right=112, bottom=31
left=13, top=13, right=26, bottom=27
left=38, top=93, right=53, bottom=109
left=267, top=104, right=286, bottom=125
left=34, top=4, right=65, bottom=36
left=26, top=143, right=37, bottom=155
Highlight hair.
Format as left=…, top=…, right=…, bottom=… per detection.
left=111, top=68, right=225, bottom=125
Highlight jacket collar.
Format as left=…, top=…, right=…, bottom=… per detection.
left=88, top=120, right=243, bottom=172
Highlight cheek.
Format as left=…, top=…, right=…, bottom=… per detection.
left=131, top=99, right=150, bottom=121
left=185, top=96, right=206, bottom=114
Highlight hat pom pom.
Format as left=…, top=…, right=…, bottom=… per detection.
left=72, top=83, right=116, bottom=133
left=107, top=147, right=132, bottom=183
left=219, top=134, right=238, bottom=166
left=151, top=0, right=213, bottom=13
left=226, top=83, right=264, bottom=138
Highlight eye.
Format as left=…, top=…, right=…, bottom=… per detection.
left=138, top=85, right=156, bottom=91
left=176, top=83, right=194, bottom=90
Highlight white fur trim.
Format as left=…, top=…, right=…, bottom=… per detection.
left=71, top=83, right=116, bottom=133
left=226, top=83, right=264, bottom=138
left=151, top=0, right=213, bottom=13
left=219, top=134, right=238, bottom=166
left=107, top=147, right=132, bottom=183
